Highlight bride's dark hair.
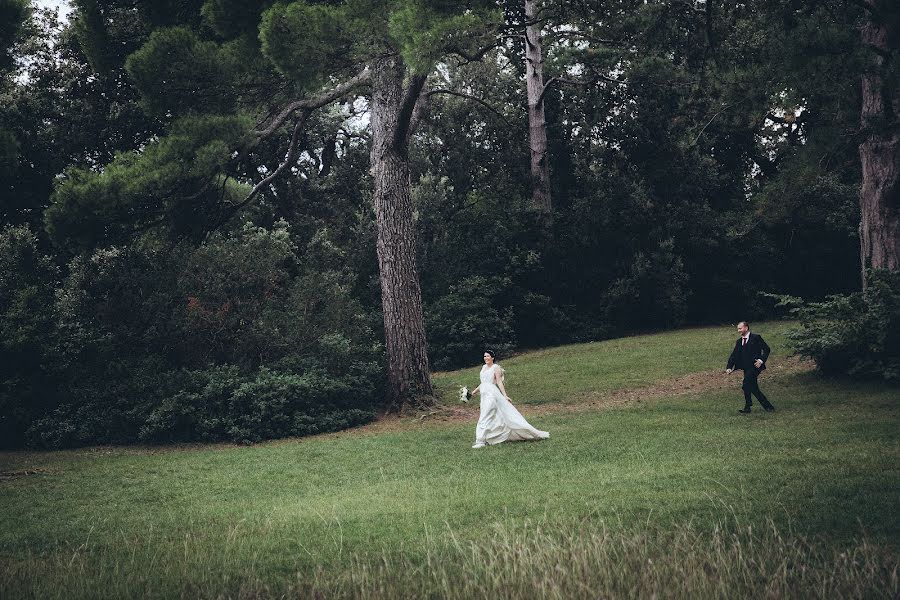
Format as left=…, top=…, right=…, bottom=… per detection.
left=484, top=349, right=505, bottom=382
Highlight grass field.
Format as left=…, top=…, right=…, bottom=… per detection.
left=1, top=322, right=898, bottom=598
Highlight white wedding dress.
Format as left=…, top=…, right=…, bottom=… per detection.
left=474, top=364, right=549, bottom=447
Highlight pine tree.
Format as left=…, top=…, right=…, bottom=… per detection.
left=49, top=0, right=502, bottom=409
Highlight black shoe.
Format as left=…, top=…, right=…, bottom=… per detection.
left=738, top=408, right=751, bottom=414
left=764, top=406, right=775, bottom=412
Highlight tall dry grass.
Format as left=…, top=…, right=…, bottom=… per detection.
left=3, top=519, right=896, bottom=599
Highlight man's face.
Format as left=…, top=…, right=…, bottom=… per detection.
left=737, top=323, right=749, bottom=337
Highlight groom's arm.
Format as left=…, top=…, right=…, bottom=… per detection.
left=758, top=335, right=771, bottom=363
left=726, top=343, right=738, bottom=371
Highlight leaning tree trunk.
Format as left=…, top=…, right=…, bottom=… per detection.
left=524, top=0, right=552, bottom=222
left=858, top=7, right=900, bottom=286
left=370, top=56, right=433, bottom=409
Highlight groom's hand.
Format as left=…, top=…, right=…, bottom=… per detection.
left=754, top=359, right=763, bottom=368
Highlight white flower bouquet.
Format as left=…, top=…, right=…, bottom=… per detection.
left=459, top=386, right=472, bottom=403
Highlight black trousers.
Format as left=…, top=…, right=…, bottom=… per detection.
left=741, top=369, right=772, bottom=409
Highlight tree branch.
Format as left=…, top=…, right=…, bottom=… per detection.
left=498, top=15, right=553, bottom=31
left=537, top=76, right=588, bottom=105
left=447, top=41, right=503, bottom=66
left=846, top=0, right=877, bottom=14
left=425, top=89, right=512, bottom=126
left=584, top=63, right=626, bottom=85
left=864, top=42, right=894, bottom=59
left=765, top=111, right=806, bottom=125
left=670, top=0, right=708, bottom=14
left=545, top=29, right=623, bottom=47
left=407, top=81, right=431, bottom=140
left=394, top=74, right=428, bottom=150
left=247, top=67, right=371, bottom=150
left=233, top=110, right=311, bottom=214
left=691, top=103, right=732, bottom=145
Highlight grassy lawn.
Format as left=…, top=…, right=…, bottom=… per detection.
left=1, top=322, right=897, bottom=598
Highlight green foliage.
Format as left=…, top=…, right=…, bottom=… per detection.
left=45, top=113, right=252, bottom=250
left=1, top=9, right=162, bottom=229
left=0, top=0, right=29, bottom=70
left=139, top=364, right=374, bottom=445
left=201, top=0, right=272, bottom=38
left=0, top=226, right=58, bottom=448
left=426, top=275, right=516, bottom=370
left=11, top=219, right=383, bottom=449
left=604, top=239, right=690, bottom=333
left=71, top=0, right=112, bottom=72
left=177, top=220, right=377, bottom=369
left=0, top=127, right=18, bottom=183
left=387, top=1, right=499, bottom=74
left=259, top=2, right=350, bottom=86
left=125, top=26, right=239, bottom=115
left=771, top=271, right=900, bottom=382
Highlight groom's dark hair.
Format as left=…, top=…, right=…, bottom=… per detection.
left=738, top=321, right=749, bottom=328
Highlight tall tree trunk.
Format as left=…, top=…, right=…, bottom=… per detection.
left=858, top=6, right=900, bottom=285
left=524, top=0, right=552, bottom=222
left=370, top=56, right=433, bottom=409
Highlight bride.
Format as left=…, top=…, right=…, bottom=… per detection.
left=470, top=350, right=549, bottom=449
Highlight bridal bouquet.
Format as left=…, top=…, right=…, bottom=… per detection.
left=458, top=386, right=471, bottom=403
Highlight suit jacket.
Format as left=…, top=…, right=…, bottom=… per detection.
left=727, top=333, right=770, bottom=372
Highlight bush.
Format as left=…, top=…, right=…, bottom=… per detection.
left=10, top=220, right=384, bottom=449
left=603, top=239, right=690, bottom=333
left=426, top=275, right=516, bottom=370
left=771, top=270, right=900, bottom=381
left=0, top=226, right=59, bottom=448
left=138, top=361, right=375, bottom=445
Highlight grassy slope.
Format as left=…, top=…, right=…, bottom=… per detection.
left=1, top=322, right=897, bottom=598
left=432, top=322, right=795, bottom=404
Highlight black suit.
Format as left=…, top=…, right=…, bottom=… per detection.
left=726, top=333, right=773, bottom=410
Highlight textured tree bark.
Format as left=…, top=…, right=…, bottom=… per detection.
left=370, top=56, right=434, bottom=409
left=524, top=0, right=552, bottom=222
left=858, top=7, right=900, bottom=285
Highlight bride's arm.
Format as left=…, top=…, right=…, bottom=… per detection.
left=494, top=370, right=510, bottom=400
left=472, top=385, right=480, bottom=396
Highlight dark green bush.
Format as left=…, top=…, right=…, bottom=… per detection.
left=138, top=361, right=374, bottom=445
left=8, top=220, right=383, bottom=449
left=425, top=275, right=516, bottom=370
left=772, top=270, right=900, bottom=381
left=0, top=226, right=59, bottom=449
left=603, top=239, right=690, bottom=333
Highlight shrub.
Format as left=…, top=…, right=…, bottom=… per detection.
left=771, top=270, right=900, bottom=381
left=138, top=362, right=375, bottom=445
left=426, top=275, right=516, bottom=370
left=13, top=220, right=384, bottom=449
left=0, top=226, right=59, bottom=448
left=603, top=238, right=690, bottom=333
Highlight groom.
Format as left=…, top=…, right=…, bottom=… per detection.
left=725, top=321, right=775, bottom=413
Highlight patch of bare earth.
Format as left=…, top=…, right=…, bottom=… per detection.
left=0, top=468, right=50, bottom=481
left=342, top=356, right=815, bottom=434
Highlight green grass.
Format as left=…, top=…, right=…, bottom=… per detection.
left=433, top=321, right=797, bottom=404
left=1, top=322, right=897, bottom=599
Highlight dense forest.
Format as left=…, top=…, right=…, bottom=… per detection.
left=1, top=0, right=897, bottom=448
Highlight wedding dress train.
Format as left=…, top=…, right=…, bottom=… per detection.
left=474, top=364, right=549, bottom=447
